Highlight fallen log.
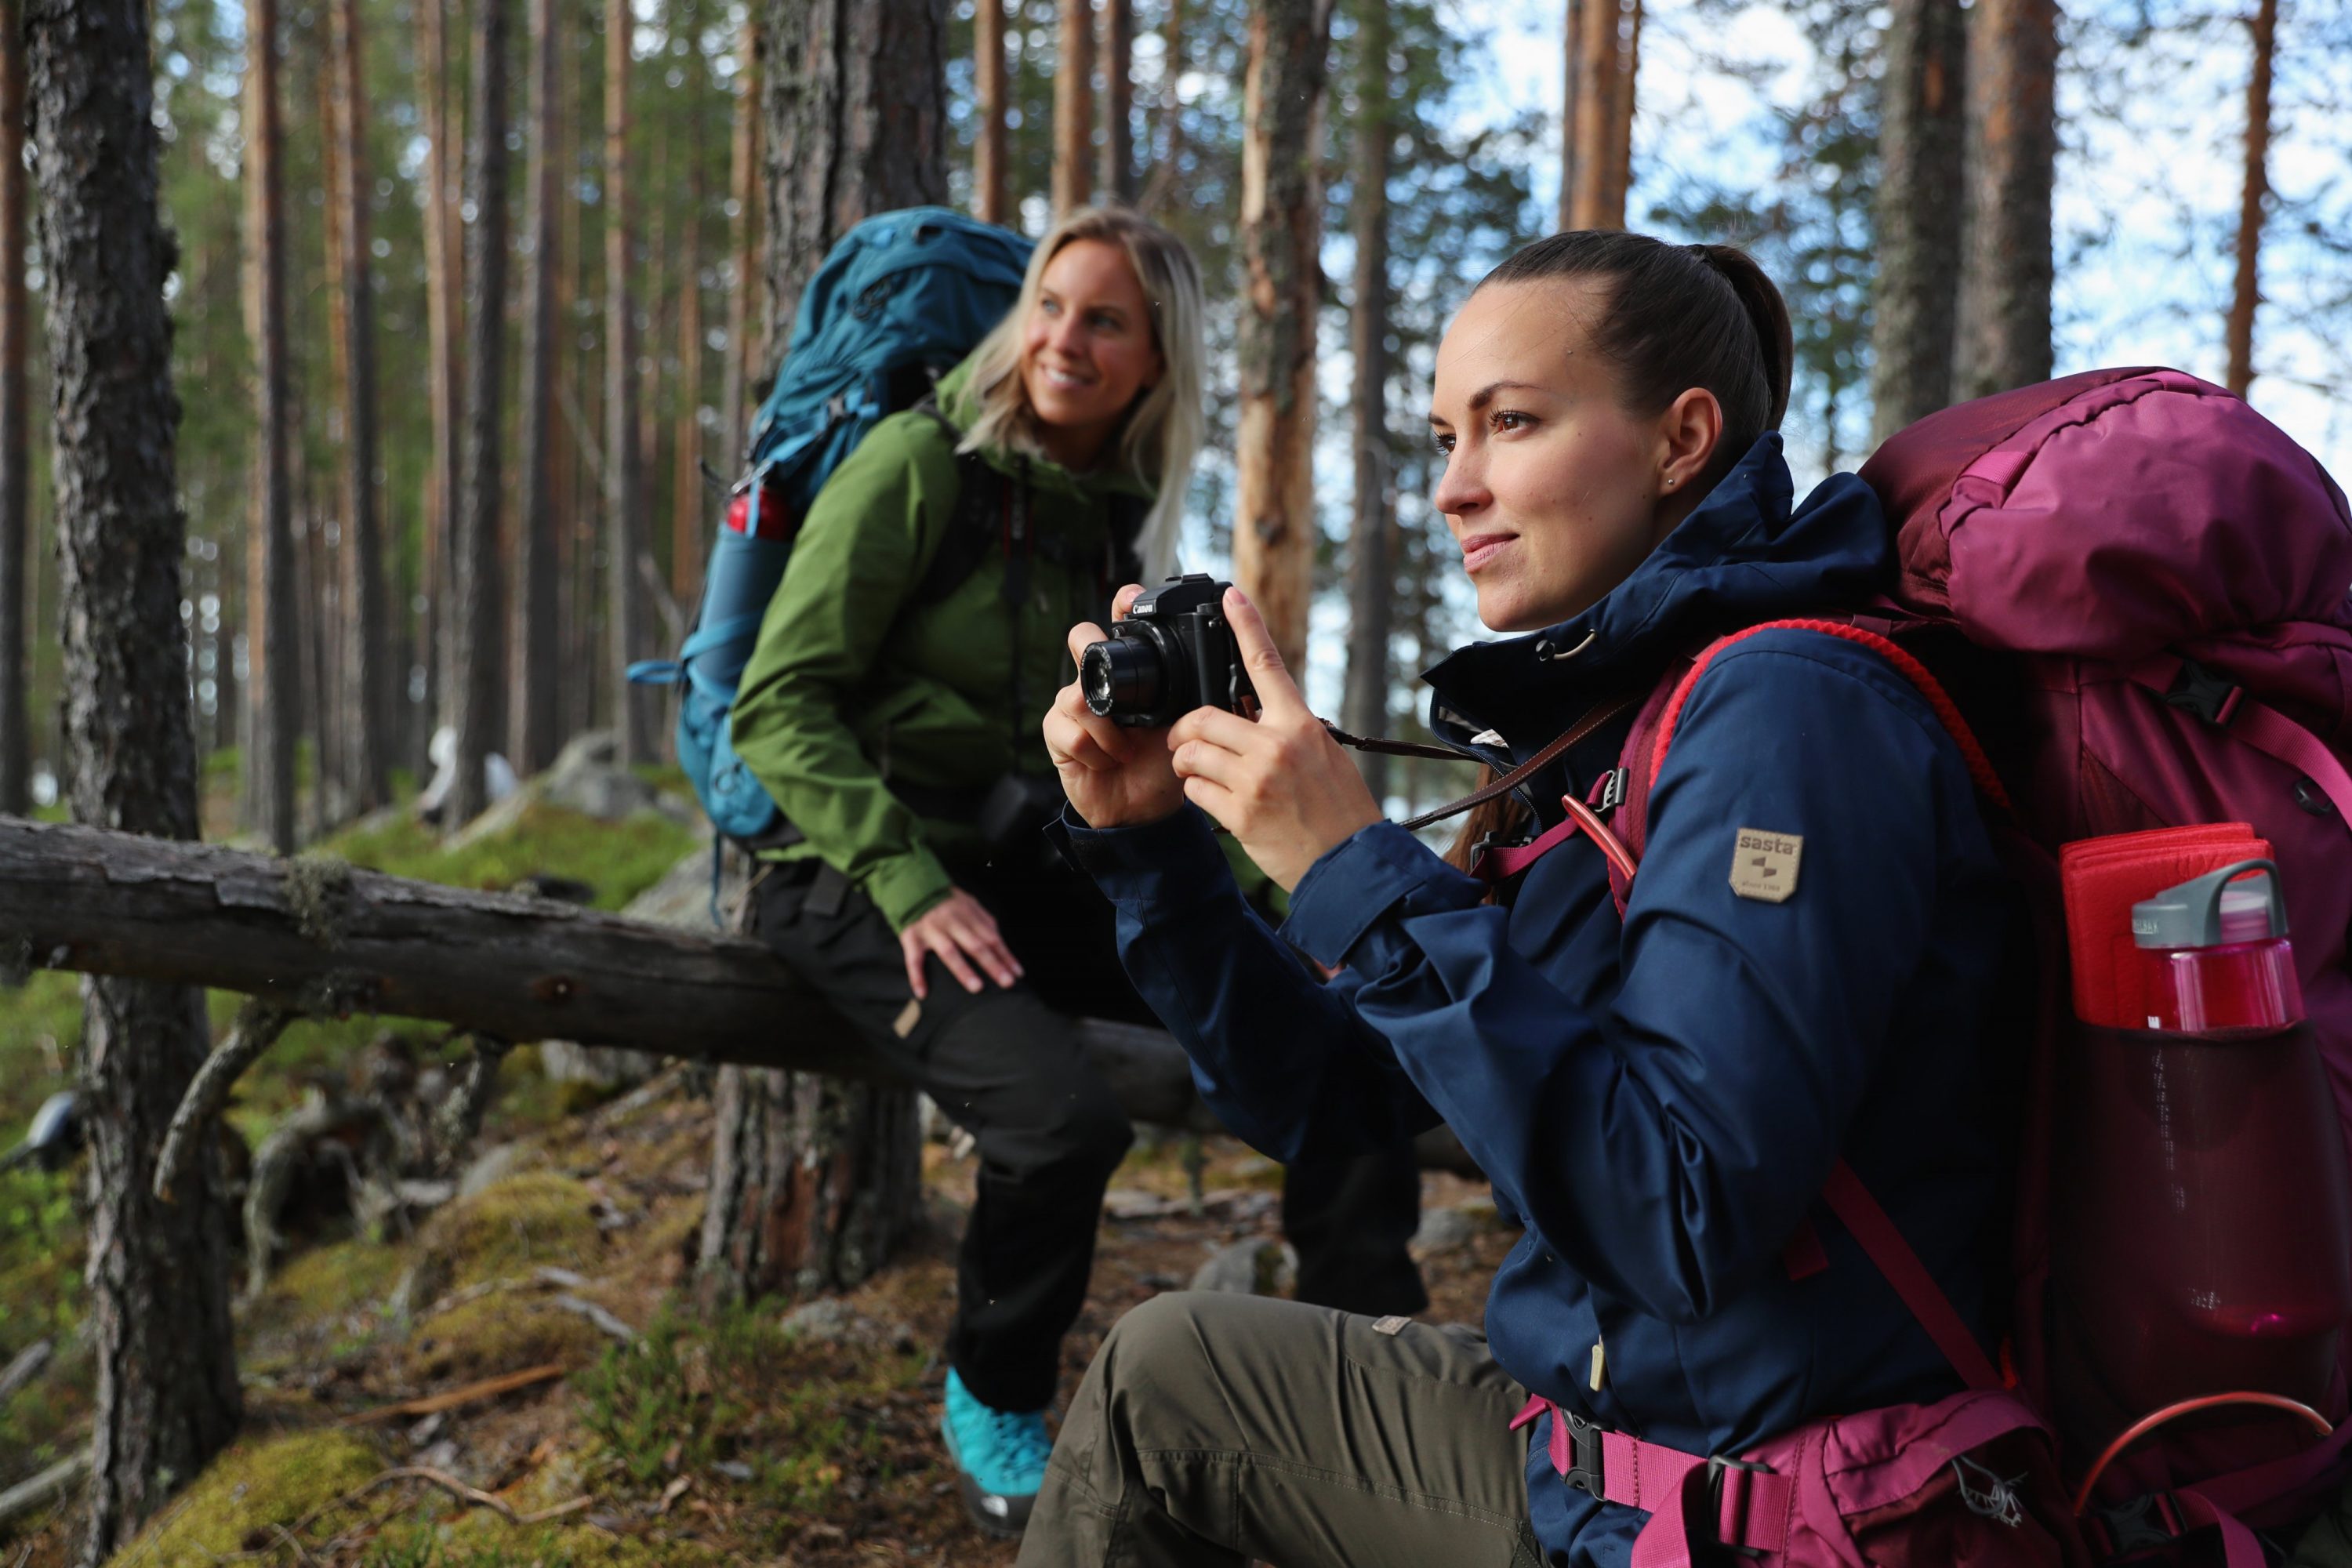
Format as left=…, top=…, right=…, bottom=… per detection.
left=0, top=817, right=1481, bottom=1178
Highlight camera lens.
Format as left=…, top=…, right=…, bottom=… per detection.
left=1081, top=637, right=1162, bottom=720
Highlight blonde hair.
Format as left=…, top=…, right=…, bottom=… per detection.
left=957, top=206, right=1204, bottom=580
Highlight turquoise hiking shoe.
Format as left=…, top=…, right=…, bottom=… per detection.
left=941, top=1368, right=1053, bottom=1538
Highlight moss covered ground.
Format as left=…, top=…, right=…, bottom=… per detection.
left=0, top=755, right=1509, bottom=1567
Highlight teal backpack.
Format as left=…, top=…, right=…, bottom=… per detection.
left=629, top=207, right=1033, bottom=842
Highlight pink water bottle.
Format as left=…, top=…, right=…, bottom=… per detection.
left=2053, top=858, right=2352, bottom=1445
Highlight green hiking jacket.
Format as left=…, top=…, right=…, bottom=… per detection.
left=727, top=355, right=1156, bottom=931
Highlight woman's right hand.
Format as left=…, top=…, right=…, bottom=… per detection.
left=1044, top=584, right=1188, bottom=829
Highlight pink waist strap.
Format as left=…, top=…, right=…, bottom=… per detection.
left=1512, top=1395, right=1791, bottom=1555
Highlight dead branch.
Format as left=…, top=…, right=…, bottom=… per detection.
left=154, top=998, right=296, bottom=1203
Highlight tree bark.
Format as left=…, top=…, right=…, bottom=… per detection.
left=672, top=161, right=705, bottom=602
left=1343, top=0, right=1392, bottom=805
left=1955, top=0, right=2057, bottom=400
left=1232, top=0, right=1334, bottom=675
left=975, top=0, right=1009, bottom=223
left=514, top=0, right=563, bottom=775
left=1138, top=0, right=1186, bottom=217
left=23, top=0, right=242, bottom=1550
left=1100, top=0, right=1134, bottom=205
left=0, top=0, right=29, bottom=820
left=1868, top=0, right=1965, bottom=445
left=0, top=817, right=1213, bottom=1125
left=1558, top=0, right=1580, bottom=234
left=330, top=0, right=390, bottom=812
left=419, top=0, right=464, bottom=764
left=720, top=14, right=763, bottom=448
left=2224, top=0, right=2275, bottom=397
left=449, top=0, right=514, bottom=829
left=605, top=0, right=652, bottom=764
left=1566, top=0, right=1629, bottom=228
left=1053, top=0, right=1095, bottom=214
left=735, top=0, right=951, bottom=1301
left=243, top=0, right=298, bottom=853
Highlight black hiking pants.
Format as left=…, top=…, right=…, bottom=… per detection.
left=750, top=853, right=1425, bottom=1416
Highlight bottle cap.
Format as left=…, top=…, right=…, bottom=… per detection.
left=2132, top=858, right=2288, bottom=949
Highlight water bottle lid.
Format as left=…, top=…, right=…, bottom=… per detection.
left=2132, top=858, right=2289, bottom=949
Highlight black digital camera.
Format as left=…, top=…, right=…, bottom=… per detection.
left=1079, top=573, right=1258, bottom=728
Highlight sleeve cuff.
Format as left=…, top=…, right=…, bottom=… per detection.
left=1280, top=820, right=1480, bottom=970
left=1049, top=804, right=1237, bottom=909
left=865, top=846, right=956, bottom=931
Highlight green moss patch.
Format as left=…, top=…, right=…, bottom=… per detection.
left=401, top=1294, right=608, bottom=1385
left=111, top=1428, right=382, bottom=1566
left=325, top=801, right=695, bottom=914
left=413, top=1173, right=604, bottom=1296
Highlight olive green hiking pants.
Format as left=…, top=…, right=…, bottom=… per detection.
left=1015, top=1291, right=1545, bottom=1568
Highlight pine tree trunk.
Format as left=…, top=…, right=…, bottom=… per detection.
left=514, top=0, right=562, bottom=775
left=419, top=0, right=464, bottom=763
left=24, top=0, right=243, bottom=1552
left=1052, top=0, right=1095, bottom=214
left=707, top=0, right=951, bottom=1305
left=1955, top=0, right=2056, bottom=399
left=330, top=0, right=390, bottom=811
left=1558, top=0, right=1580, bottom=234
left=449, top=0, right=513, bottom=829
left=975, top=0, right=1009, bottom=223
left=1100, top=0, right=1134, bottom=204
left=1566, top=0, right=1627, bottom=228
left=2224, top=0, right=2275, bottom=397
left=0, top=0, right=30, bottom=816
left=605, top=0, right=652, bottom=764
left=673, top=165, right=705, bottom=601
left=1343, top=0, right=1392, bottom=804
left=1867, top=0, right=1965, bottom=444
left=1138, top=0, right=1185, bottom=216
left=243, top=0, right=298, bottom=853
left=720, top=14, right=762, bottom=448
left=1232, top=0, right=1333, bottom=675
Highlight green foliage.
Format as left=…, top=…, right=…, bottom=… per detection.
left=323, top=800, right=697, bottom=913
left=108, top=1428, right=384, bottom=1566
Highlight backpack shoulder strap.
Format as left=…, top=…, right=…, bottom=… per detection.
left=1609, top=617, right=2012, bottom=906
left=908, top=399, right=1007, bottom=608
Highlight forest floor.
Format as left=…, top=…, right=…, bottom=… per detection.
left=0, top=773, right=1512, bottom=1567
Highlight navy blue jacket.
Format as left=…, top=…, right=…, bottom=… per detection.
left=1057, top=437, right=2013, bottom=1566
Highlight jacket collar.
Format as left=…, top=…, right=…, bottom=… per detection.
left=1421, top=435, right=1893, bottom=756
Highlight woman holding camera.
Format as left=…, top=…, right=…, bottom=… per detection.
left=1033, top=232, right=2015, bottom=1566
left=728, top=207, right=1425, bottom=1541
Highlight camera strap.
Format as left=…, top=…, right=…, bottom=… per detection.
left=1360, top=688, right=1645, bottom=833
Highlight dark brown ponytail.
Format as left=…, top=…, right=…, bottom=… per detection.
left=1479, top=231, right=1794, bottom=485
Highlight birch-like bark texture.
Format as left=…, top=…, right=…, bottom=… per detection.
left=24, top=0, right=241, bottom=1549
left=1344, top=0, right=1395, bottom=804
left=1955, top=0, right=2057, bottom=399
left=449, top=0, right=513, bottom=829
left=1053, top=0, right=1097, bottom=214
left=331, top=0, right=390, bottom=811
left=2225, top=0, right=2277, bottom=396
left=1233, top=0, right=1334, bottom=674
left=975, top=0, right=1009, bottom=223
left=1867, top=0, right=1965, bottom=444
left=0, top=0, right=29, bottom=818
left=512, top=0, right=563, bottom=775
left=243, top=0, right=297, bottom=852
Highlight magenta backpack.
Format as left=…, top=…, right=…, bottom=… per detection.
left=1509, top=369, right=2352, bottom=1566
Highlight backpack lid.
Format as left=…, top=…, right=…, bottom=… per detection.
left=1860, top=368, right=2352, bottom=660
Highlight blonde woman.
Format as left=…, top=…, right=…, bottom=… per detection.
left=726, top=208, right=1205, bottom=1534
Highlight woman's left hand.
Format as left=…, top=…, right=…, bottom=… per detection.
left=1167, top=586, right=1383, bottom=892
